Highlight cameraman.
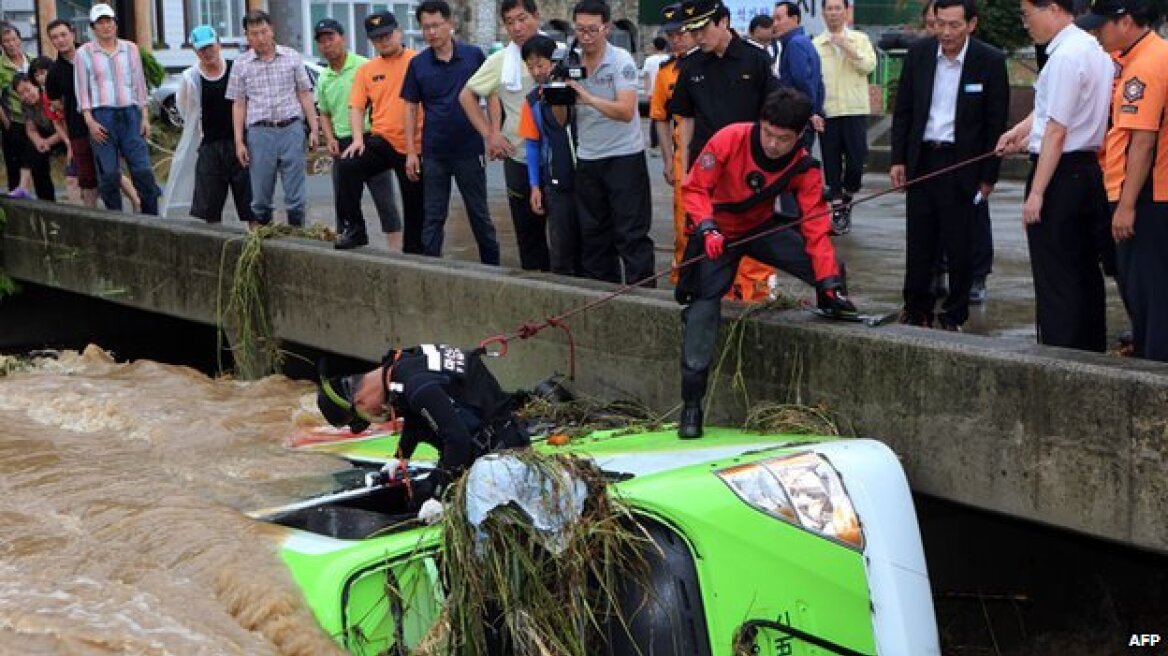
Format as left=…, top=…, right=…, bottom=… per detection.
left=565, top=0, right=656, bottom=285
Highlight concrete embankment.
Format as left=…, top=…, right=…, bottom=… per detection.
left=3, top=199, right=1167, bottom=554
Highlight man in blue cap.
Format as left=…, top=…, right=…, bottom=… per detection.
left=164, top=25, right=255, bottom=223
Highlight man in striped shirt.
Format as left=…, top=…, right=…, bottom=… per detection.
left=73, top=3, right=158, bottom=215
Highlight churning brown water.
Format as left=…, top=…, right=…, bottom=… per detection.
left=0, top=347, right=349, bottom=655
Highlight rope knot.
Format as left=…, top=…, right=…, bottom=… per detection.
left=517, top=322, right=543, bottom=340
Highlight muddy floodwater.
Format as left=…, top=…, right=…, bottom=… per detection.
left=0, top=348, right=348, bottom=655
left=0, top=342, right=1163, bottom=656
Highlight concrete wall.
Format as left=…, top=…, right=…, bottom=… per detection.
left=4, top=199, right=1168, bottom=554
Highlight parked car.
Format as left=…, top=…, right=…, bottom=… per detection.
left=149, top=61, right=324, bottom=130
left=252, top=425, right=942, bottom=656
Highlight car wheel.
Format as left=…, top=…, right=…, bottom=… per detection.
left=161, top=96, right=183, bottom=129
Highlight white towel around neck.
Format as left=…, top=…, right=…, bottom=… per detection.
left=501, top=41, right=524, bottom=92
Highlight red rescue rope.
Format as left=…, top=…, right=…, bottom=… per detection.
left=478, top=150, right=1002, bottom=376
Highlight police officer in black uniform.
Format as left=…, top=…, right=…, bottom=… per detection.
left=318, top=344, right=530, bottom=508
left=668, top=0, right=781, bottom=172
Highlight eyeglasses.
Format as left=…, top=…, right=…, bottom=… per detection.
left=573, top=24, right=605, bottom=36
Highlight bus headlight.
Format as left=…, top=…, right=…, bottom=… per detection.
left=716, top=452, right=863, bottom=550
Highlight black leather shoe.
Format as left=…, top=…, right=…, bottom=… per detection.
left=334, top=231, right=369, bottom=250
left=678, top=404, right=704, bottom=439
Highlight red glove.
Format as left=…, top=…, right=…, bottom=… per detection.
left=696, top=219, right=724, bottom=260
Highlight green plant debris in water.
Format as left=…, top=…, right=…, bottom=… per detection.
left=412, top=452, right=653, bottom=656
left=216, top=224, right=331, bottom=379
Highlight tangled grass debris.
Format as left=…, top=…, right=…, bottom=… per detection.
left=216, top=224, right=332, bottom=379
left=519, top=393, right=663, bottom=438
left=413, top=452, right=653, bottom=656
left=744, top=401, right=840, bottom=436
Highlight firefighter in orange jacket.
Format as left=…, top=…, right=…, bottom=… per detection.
left=675, top=88, right=855, bottom=438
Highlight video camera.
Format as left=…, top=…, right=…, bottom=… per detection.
left=543, top=42, right=587, bottom=106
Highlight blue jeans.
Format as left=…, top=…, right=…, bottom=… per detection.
left=246, top=120, right=306, bottom=225
left=90, top=107, right=159, bottom=215
left=421, top=154, right=498, bottom=265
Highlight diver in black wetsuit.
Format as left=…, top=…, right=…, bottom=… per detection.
left=317, top=344, right=530, bottom=520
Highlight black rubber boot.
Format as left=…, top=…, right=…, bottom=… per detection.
left=678, top=404, right=704, bottom=439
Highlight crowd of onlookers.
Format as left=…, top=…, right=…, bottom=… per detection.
left=0, top=0, right=1164, bottom=362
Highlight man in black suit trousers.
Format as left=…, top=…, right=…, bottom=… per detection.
left=890, top=0, right=1008, bottom=330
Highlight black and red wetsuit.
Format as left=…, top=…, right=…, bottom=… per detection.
left=681, top=121, right=840, bottom=281
left=676, top=121, right=845, bottom=409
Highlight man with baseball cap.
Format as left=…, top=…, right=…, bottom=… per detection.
left=163, top=25, right=256, bottom=224
left=313, top=17, right=401, bottom=250
left=73, top=3, right=160, bottom=214
left=334, top=11, right=423, bottom=253
left=1079, top=0, right=1168, bottom=361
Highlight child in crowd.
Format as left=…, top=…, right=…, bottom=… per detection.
left=517, top=35, right=582, bottom=277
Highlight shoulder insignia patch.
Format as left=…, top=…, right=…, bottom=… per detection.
left=621, top=63, right=637, bottom=81
left=699, top=152, right=717, bottom=170
left=1123, top=76, right=1146, bottom=103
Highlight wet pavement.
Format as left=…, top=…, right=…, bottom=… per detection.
left=188, top=139, right=1131, bottom=343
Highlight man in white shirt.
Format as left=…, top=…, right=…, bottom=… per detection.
left=996, top=0, right=1113, bottom=352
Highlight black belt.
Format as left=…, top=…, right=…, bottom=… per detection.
left=251, top=117, right=299, bottom=128
left=1028, top=150, right=1096, bottom=163
left=922, top=140, right=955, bottom=150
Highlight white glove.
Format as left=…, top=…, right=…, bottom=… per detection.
left=417, top=498, right=444, bottom=525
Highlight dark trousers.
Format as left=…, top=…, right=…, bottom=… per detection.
left=903, top=147, right=977, bottom=326
left=575, top=152, right=656, bottom=285
left=1114, top=201, right=1168, bottom=361
left=503, top=158, right=550, bottom=271
left=821, top=115, right=868, bottom=197
left=335, top=134, right=423, bottom=253
left=332, top=135, right=399, bottom=237
left=546, top=185, right=582, bottom=276
left=680, top=224, right=818, bottom=404
left=422, top=153, right=498, bottom=265
left=191, top=139, right=253, bottom=223
left=1, top=124, right=22, bottom=191
left=1025, top=152, right=1109, bottom=352
left=12, top=125, right=55, bottom=201
left=932, top=199, right=994, bottom=280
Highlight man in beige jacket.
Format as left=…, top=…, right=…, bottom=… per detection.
left=813, top=0, right=876, bottom=234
